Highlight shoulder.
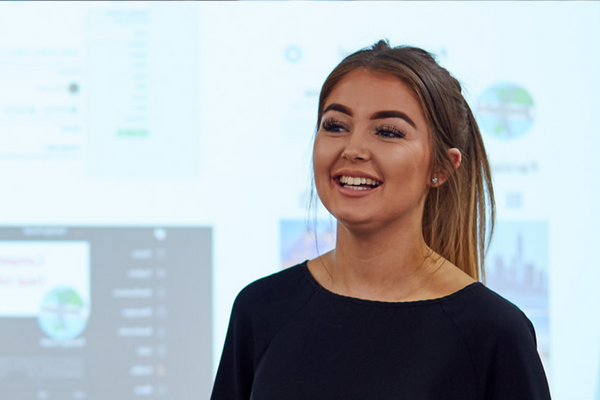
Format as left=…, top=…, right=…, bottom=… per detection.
left=212, top=263, right=315, bottom=399
left=232, top=261, right=316, bottom=318
left=441, top=284, right=550, bottom=398
left=441, top=283, right=536, bottom=344
left=226, top=261, right=318, bottom=363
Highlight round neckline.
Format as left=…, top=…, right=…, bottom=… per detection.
left=300, top=259, right=483, bottom=307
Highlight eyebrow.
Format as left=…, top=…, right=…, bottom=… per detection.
left=323, top=103, right=417, bottom=129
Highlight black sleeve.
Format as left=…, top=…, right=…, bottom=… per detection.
left=481, top=314, right=551, bottom=399
left=209, top=264, right=324, bottom=399
left=441, top=287, right=551, bottom=400
left=210, top=292, right=255, bottom=400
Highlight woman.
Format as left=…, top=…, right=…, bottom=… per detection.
left=211, top=40, right=551, bottom=400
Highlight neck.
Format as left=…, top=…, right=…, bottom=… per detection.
left=322, top=218, right=440, bottom=301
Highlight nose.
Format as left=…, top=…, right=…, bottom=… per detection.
left=341, top=130, right=371, bottom=162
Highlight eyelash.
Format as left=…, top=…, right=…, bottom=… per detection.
left=321, top=119, right=406, bottom=139
left=322, top=118, right=346, bottom=133
left=375, top=124, right=405, bottom=139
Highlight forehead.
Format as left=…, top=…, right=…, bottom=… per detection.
left=325, top=69, right=425, bottom=121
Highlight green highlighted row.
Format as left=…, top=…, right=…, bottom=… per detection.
left=117, top=129, right=149, bottom=137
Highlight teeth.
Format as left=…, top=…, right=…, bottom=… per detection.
left=339, top=175, right=381, bottom=186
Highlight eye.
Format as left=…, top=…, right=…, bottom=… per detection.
left=375, top=124, right=405, bottom=139
left=322, top=118, right=347, bottom=133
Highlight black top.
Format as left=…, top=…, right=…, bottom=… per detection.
left=211, top=261, right=551, bottom=400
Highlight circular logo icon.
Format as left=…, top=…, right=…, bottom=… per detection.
left=38, top=287, right=90, bottom=339
left=477, top=83, right=535, bottom=140
left=284, top=45, right=302, bottom=63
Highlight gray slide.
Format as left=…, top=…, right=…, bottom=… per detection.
left=0, top=226, right=212, bottom=399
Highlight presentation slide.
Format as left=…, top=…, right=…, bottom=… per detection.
left=0, top=227, right=212, bottom=399
left=0, top=2, right=599, bottom=399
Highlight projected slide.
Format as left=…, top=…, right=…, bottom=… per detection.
left=0, top=227, right=212, bottom=400
left=0, top=42, right=85, bottom=161
left=85, top=4, right=199, bottom=178
left=0, top=241, right=90, bottom=320
left=0, top=2, right=199, bottom=178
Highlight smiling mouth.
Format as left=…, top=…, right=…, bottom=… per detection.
left=336, top=175, right=383, bottom=191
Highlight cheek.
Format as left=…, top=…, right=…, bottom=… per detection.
left=384, top=148, right=430, bottom=186
left=312, top=135, right=337, bottom=180
left=312, top=136, right=343, bottom=203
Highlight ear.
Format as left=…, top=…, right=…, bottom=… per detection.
left=430, top=148, right=461, bottom=187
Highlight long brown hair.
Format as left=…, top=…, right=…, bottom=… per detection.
left=311, top=40, right=495, bottom=281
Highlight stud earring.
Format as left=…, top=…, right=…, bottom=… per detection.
left=431, top=177, right=438, bottom=185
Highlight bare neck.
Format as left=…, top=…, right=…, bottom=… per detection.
left=318, top=218, right=442, bottom=302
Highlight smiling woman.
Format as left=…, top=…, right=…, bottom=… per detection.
left=211, top=40, right=551, bottom=400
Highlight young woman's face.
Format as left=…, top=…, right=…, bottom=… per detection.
left=313, top=69, right=432, bottom=231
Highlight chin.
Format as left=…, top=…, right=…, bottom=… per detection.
left=333, top=213, right=379, bottom=232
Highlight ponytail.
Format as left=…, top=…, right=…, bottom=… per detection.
left=422, top=99, right=495, bottom=281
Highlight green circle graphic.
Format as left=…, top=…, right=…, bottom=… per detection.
left=477, top=83, right=535, bottom=140
left=38, top=287, right=89, bottom=339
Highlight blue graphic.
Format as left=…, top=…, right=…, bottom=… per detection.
left=280, top=219, right=336, bottom=269
left=284, top=45, right=303, bottom=63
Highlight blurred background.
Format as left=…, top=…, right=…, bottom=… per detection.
left=0, top=1, right=598, bottom=399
